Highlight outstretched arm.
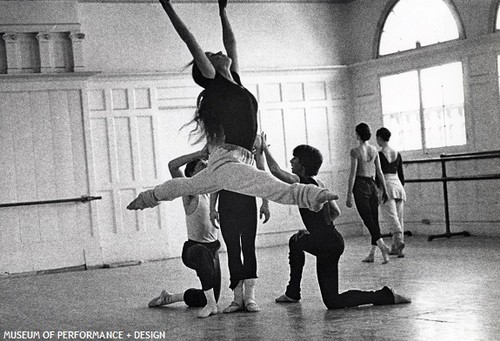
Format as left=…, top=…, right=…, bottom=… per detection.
left=218, top=0, right=239, bottom=73
left=261, top=133, right=300, bottom=184
left=159, top=0, right=215, bottom=78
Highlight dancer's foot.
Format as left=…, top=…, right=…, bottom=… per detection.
left=395, top=242, right=405, bottom=258
left=222, top=301, right=244, bottom=313
left=245, top=302, right=260, bottom=312
left=362, top=254, right=374, bottom=263
left=275, top=294, right=299, bottom=303
left=198, top=304, right=218, bottom=318
left=380, top=245, right=390, bottom=264
left=390, top=288, right=412, bottom=304
left=388, top=244, right=397, bottom=256
left=148, top=290, right=170, bottom=307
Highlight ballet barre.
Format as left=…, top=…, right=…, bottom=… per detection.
left=0, top=195, right=102, bottom=208
left=404, top=150, right=500, bottom=241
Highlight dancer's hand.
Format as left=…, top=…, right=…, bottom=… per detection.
left=292, top=229, right=310, bottom=242
left=201, top=144, right=210, bottom=159
left=259, top=203, right=270, bottom=224
left=127, top=190, right=159, bottom=210
left=210, top=209, right=220, bottom=229
left=346, top=194, right=353, bottom=208
left=260, top=132, right=269, bottom=151
left=381, top=191, right=388, bottom=204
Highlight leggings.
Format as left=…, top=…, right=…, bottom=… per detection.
left=181, top=240, right=221, bottom=307
left=285, top=227, right=395, bottom=309
left=353, top=176, right=382, bottom=245
left=219, top=190, right=258, bottom=289
left=154, top=144, right=328, bottom=212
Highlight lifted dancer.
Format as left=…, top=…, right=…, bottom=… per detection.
left=127, top=0, right=338, bottom=213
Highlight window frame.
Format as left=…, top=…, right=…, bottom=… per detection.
left=373, top=0, right=466, bottom=59
left=377, top=59, right=470, bottom=156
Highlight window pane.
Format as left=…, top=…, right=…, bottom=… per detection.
left=380, top=62, right=466, bottom=151
left=380, top=71, right=419, bottom=112
left=421, top=62, right=466, bottom=148
left=379, top=0, right=459, bottom=56
left=380, top=71, right=422, bottom=151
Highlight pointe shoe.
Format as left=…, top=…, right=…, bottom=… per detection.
left=362, top=254, right=374, bottom=263
left=148, top=290, right=170, bottom=307
left=222, top=301, right=244, bottom=313
left=275, top=294, right=299, bottom=303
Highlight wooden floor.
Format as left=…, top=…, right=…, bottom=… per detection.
left=1, top=234, right=499, bottom=340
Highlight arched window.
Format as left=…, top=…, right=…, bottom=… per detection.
left=378, top=0, right=461, bottom=56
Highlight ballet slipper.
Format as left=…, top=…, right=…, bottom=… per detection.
left=223, top=280, right=244, bottom=313
left=243, top=279, right=260, bottom=313
left=275, top=294, right=299, bottom=303
left=223, top=301, right=244, bottom=313
left=395, top=241, right=405, bottom=258
left=127, top=190, right=159, bottom=210
left=198, top=289, right=218, bottom=318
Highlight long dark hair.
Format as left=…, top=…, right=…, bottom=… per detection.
left=180, top=60, right=224, bottom=144
left=181, top=90, right=223, bottom=145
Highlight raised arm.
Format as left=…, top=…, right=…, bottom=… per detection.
left=261, top=133, right=300, bottom=184
left=168, top=148, right=207, bottom=179
left=218, top=0, right=239, bottom=73
left=159, top=0, right=215, bottom=78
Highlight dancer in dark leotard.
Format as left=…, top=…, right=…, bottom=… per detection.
left=261, top=133, right=411, bottom=309
left=127, top=0, right=338, bottom=215
left=376, top=127, right=406, bottom=258
left=346, top=123, right=391, bottom=264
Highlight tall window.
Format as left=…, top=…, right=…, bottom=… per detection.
left=380, top=62, right=466, bottom=151
left=379, top=0, right=460, bottom=56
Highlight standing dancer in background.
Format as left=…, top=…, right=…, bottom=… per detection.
left=346, top=123, right=391, bottom=264
left=127, top=0, right=338, bottom=213
left=261, top=134, right=411, bottom=309
left=210, top=134, right=270, bottom=314
left=376, top=127, right=406, bottom=258
left=148, top=148, right=221, bottom=318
